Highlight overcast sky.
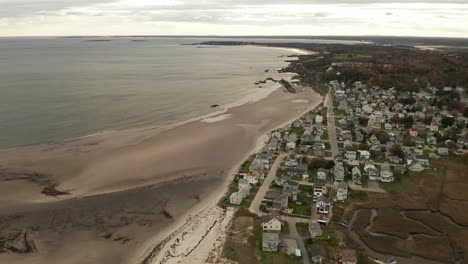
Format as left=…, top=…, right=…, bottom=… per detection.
left=0, top=0, right=467, bottom=37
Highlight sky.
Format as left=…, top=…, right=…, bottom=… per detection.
left=0, top=0, right=467, bottom=37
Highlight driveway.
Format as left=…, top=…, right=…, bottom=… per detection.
left=249, top=153, right=287, bottom=216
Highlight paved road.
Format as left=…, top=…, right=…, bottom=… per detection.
left=249, top=153, right=287, bottom=216
left=325, top=93, right=339, bottom=158
left=282, top=216, right=310, bottom=264
left=348, top=180, right=385, bottom=193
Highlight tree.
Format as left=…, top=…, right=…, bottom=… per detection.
left=441, top=116, right=455, bottom=128
left=358, top=117, right=369, bottom=126
left=402, top=116, right=414, bottom=129
left=390, top=144, right=405, bottom=158
left=463, top=107, right=468, bottom=118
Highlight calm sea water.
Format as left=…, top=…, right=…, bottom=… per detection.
left=0, top=37, right=360, bottom=147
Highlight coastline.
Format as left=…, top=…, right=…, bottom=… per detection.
left=0, top=83, right=322, bottom=264
left=0, top=45, right=322, bottom=264
left=134, top=85, right=324, bottom=264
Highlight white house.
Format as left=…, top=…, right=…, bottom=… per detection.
left=286, top=141, right=296, bottom=150
left=317, top=168, right=327, bottom=180
left=352, top=167, right=362, bottom=185
left=262, top=215, right=282, bottom=232
left=315, top=115, right=324, bottom=124
left=358, top=150, right=371, bottom=160
left=244, top=173, right=259, bottom=185
left=409, top=161, right=424, bottom=172
left=314, top=179, right=327, bottom=197
left=336, top=181, right=348, bottom=201
left=380, top=164, right=394, bottom=182
left=229, top=192, right=243, bottom=205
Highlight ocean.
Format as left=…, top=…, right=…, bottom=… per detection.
left=0, top=37, right=361, bottom=147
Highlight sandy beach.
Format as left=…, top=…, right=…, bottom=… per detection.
left=0, top=78, right=322, bottom=263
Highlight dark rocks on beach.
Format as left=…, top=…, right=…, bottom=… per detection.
left=210, top=104, right=219, bottom=108
left=161, top=210, right=174, bottom=219
left=41, top=185, right=69, bottom=197
left=1, top=231, right=37, bottom=254
left=279, top=79, right=296, bottom=93
left=254, top=77, right=278, bottom=85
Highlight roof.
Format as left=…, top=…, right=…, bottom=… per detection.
left=314, top=179, right=327, bottom=187
left=310, top=246, right=324, bottom=257
left=341, top=249, right=357, bottom=262
left=261, top=213, right=280, bottom=224
left=338, top=181, right=348, bottom=189
left=262, top=232, right=279, bottom=243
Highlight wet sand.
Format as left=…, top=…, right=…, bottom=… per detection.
left=0, top=85, right=322, bottom=264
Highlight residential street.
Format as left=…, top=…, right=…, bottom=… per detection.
left=325, top=93, right=339, bottom=158
left=249, top=153, right=287, bottom=216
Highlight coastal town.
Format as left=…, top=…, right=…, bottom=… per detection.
left=221, top=48, right=468, bottom=264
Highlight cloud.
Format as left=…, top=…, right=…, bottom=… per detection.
left=0, top=0, right=467, bottom=37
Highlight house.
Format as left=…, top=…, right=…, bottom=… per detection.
left=229, top=192, right=243, bottom=205
left=310, top=246, right=326, bottom=263
left=262, top=232, right=279, bottom=252
left=430, top=122, right=439, bottom=132
left=238, top=178, right=251, bottom=190
left=362, top=104, right=373, bottom=114
left=369, top=134, right=381, bottom=145
left=286, top=141, right=296, bottom=150
left=268, top=137, right=280, bottom=151
left=380, top=164, right=394, bottom=182
left=314, top=179, right=327, bottom=196
left=315, top=115, right=324, bottom=124
left=388, top=155, right=401, bottom=164
left=336, top=181, right=348, bottom=201
left=244, top=173, right=260, bottom=185
left=316, top=196, right=331, bottom=214
left=285, top=153, right=299, bottom=166
left=283, top=180, right=300, bottom=201
left=410, top=128, right=418, bottom=137
left=268, top=194, right=289, bottom=212
left=309, top=221, right=323, bottom=237
left=414, top=154, right=430, bottom=166
left=345, top=149, right=357, bottom=160
left=409, top=161, right=424, bottom=172
left=249, top=158, right=264, bottom=173
left=352, top=167, right=362, bottom=185
left=341, top=249, right=357, bottom=264
left=317, top=168, right=327, bottom=180
left=262, top=214, right=282, bottom=232
left=358, top=150, right=371, bottom=160
left=437, top=147, right=449, bottom=156
left=334, top=163, right=345, bottom=181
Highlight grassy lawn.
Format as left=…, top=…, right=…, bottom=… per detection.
left=276, top=168, right=287, bottom=178
left=281, top=221, right=290, bottom=235
left=259, top=203, right=268, bottom=213
left=306, top=57, right=320, bottom=63
left=319, top=83, right=330, bottom=93
left=291, top=175, right=302, bottom=181
left=335, top=53, right=372, bottom=59
left=239, top=155, right=255, bottom=173
left=299, top=184, right=313, bottom=192
left=295, top=222, right=309, bottom=237
left=424, top=149, right=433, bottom=155
left=288, top=201, right=310, bottom=216
left=349, top=189, right=369, bottom=201
left=260, top=252, right=302, bottom=264
left=325, top=151, right=333, bottom=157
left=290, top=127, right=305, bottom=137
